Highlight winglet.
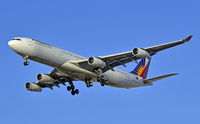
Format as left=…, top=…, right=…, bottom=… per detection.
left=184, top=35, right=193, bottom=41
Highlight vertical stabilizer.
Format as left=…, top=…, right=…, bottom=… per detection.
left=131, top=58, right=151, bottom=79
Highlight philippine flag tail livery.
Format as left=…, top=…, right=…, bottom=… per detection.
left=131, top=58, right=151, bottom=79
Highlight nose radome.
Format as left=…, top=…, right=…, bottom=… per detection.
left=8, top=40, right=14, bottom=47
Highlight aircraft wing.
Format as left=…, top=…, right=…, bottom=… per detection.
left=36, top=69, right=74, bottom=89
left=49, top=69, right=66, bottom=79
left=76, top=35, right=192, bottom=72
left=143, top=35, right=192, bottom=54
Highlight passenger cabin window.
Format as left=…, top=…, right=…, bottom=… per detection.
left=12, top=38, right=21, bottom=41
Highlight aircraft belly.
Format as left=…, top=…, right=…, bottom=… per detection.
left=58, top=62, right=98, bottom=81
left=57, top=68, right=87, bottom=81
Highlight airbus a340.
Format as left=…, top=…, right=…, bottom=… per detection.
left=8, top=35, right=192, bottom=95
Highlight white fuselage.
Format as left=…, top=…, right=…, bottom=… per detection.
left=8, top=37, right=146, bottom=89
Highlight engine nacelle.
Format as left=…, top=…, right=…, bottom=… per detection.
left=25, top=82, right=42, bottom=92
left=37, top=74, right=54, bottom=84
left=132, top=48, right=150, bottom=58
left=88, top=57, right=106, bottom=68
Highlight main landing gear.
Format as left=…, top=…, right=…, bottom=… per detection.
left=85, top=78, right=93, bottom=88
left=23, top=55, right=29, bottom=66
left=95, top=68, right=109, bottom=87
left=98, top=76, right=109, bottom=86
left=64, top=79, right=79, bottom=95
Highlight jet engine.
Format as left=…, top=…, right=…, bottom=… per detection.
left=25, top=82, right=42, bottom=92
left=88, top=57, right=106, bottom=68
left=132, top=48, right=150, bottom=58
left=37, top=74, right=54, bottom=84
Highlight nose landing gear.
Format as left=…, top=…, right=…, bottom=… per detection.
left=23, top=55, right=29, bottom=66
left=24, top=61, right=29, bottom=66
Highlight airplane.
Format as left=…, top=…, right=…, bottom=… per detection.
left=8, top=35, right=192, bottom=95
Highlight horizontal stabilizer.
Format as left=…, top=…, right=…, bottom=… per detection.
left=143, top=73, right=178, bottom=84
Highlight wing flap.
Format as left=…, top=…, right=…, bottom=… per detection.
left=143, top=73, right=178, bottom=84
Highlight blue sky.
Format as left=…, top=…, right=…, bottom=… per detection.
left=0, top=0, right=199, bottom=124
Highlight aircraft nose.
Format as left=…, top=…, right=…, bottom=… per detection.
left=8, top=40, right=14, bottom=47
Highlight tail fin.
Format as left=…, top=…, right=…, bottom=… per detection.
left=131, top=58, right=151, bottom=79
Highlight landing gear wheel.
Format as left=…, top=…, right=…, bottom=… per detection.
left=105, top=81, right=109, bottom=85
left=71, top=90, right=75, bottom=95
left=75, top=89, right=79, bottom=94
left=71, top=85, right=75, bottom=90
left=101, top=83, right=105, bottom=86
left=24, top=61, right=29, bottom=66
left=89, top=82, right=93, bottom=87
left=86, top=83, right=90, bottom=87
left=67, top=86, right=71, bottom=91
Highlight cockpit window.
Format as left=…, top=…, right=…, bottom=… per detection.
left=12, top=38, right=21, bottom=41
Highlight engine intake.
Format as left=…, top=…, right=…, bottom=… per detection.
left=37, top=74, right=54, bottom=83
left=132, top=48, right=150, bottom=58
left=88, top=57, right=106, bottom=68
left=25, top=82, right=42, bottom=92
